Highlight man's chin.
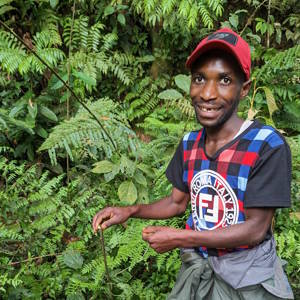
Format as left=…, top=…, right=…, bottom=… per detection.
left=196, top=116, right=225, bottom=129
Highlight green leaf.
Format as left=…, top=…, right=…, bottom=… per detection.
left=49, top=0, right=59, bottom=9
left=174, top=74, right=191, bottom=94
left=35, top=125, right=48, bottom=138
left=0, top=5, right=14, bottom=16
left=134, top=170, right=147, bottom=187
left=27, top=102, right=37, bottom=119
left=67, top=293, right=85, bottom=300
left=92, top=160, right=115, bottom=174
left=118, top=181, right=137, bottom=204
left=229, top=14, right=239, bottom=29
left=9, top=105, right=24, bottom=118
left=138, top=186, right=149, bottom=203
left=137, top=55, right=155, bottom=63
left=104, top=5, right=114, bottom=17
left=50, top=74, right=68, bottom=90
left=158, top=89, right=183, bottom=100
left=246, top=32, right=261, bottom=44
left=39, top=105, right=58, bottom=122
left=73, top=71, right=96, bottom=87
left=262, top=87, right=278, bottom=117
left=63, top=251, right=83, bottom=270
left=120, top=155, right=135, bottom=175
left=137, top=163, right=155, bottom=178
left=117, top=14, right=126, bottom=26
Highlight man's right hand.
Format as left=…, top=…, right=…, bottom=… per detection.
left=92, top=207, right=132, bottom=233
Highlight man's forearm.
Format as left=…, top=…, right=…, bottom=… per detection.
left=129, top=196, right=186, bottom=220
left=176, top=222, right=262, bottom=249
left=142, top=208, right=275, bottom=253
left=174, top=208, right=274, bottom=249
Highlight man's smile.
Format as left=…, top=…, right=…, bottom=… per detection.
left=197, top=105, right=221, bottom=112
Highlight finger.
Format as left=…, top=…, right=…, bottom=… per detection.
left=142, top=231, right=152, bottom=242
left=92, top=210, right=112, bottom=232
left=101, top=215, right=119, bottom=230
left=142, top=226, right=158, bottom=234
left=149, top=243, right=162, bottom=253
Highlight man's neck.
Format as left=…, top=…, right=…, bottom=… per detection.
left=205, top=116, right=244, bottom=144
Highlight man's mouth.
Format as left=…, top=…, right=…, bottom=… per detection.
left=197, top=106, right=221, bottom=112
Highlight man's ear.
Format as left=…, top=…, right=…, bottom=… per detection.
left=240, top=79, right=252, bottom=99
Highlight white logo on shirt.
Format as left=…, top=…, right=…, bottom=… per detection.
left=190, top=170, right=239, bottom=230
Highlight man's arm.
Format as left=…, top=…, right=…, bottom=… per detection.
left=142, top=207, right=274, bottom=253
left=92, top=187, right=190, bottom=233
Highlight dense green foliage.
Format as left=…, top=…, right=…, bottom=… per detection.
left=0, top=0, right=299, bottom=298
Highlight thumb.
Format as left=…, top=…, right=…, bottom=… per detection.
left=143, top=226, right=162, bottom=234
left=101, top=215, right=118, bottom=230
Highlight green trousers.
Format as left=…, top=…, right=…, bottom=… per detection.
left=167, top=252, right=292, bottom=300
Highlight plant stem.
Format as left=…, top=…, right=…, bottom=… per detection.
left=99, top=228, right=113, bottom=300
left=267, top=0, right=271, bottom=48
left=239, top=0, right=268, bottom=36
left=4, top=253, right=62, bottom=267
left=66, top=0, right=76, bottom=185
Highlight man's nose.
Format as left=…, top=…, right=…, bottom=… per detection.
left=200, top=80, right=217, bottom=102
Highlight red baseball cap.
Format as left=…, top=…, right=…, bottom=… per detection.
left=186, top=28, right=251, bottom=80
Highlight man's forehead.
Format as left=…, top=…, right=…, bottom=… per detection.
left=191, top=50, right=242, bottom=75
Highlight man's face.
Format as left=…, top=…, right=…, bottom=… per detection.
left=190, top=53, right=247, bottom=129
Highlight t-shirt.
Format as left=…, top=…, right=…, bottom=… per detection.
left=166, top=120, right=291, bottom=257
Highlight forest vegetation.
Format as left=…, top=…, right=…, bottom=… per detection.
left=0, top=0, right=299, bottom=299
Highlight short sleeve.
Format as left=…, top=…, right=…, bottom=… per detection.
left=166, top=140, right=189, bottom=193
left=244, top=142, right=291, bottom=208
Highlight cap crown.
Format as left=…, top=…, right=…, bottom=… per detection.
left=186, top=28, right=251, bottom=80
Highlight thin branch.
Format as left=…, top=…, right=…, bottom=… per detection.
left=99, top=228, right=113, bottom=300
left=66, top=0, right=76, bottom=185
left=3, top=253, right=62, bottom=267
left=239, top=0, right=268, bottom=36
left=0, top=20, right=119, bottom=155
left=266, top=0, right=271, bottom=48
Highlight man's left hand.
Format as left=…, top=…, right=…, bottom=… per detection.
left=142, top=226, right=181, bottom=253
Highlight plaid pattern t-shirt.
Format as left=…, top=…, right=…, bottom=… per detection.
left=166, top=120, right=291, bottom=258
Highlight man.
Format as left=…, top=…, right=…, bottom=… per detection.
left=92, top=28, right=294, bottom=299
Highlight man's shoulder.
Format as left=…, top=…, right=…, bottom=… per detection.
left=243, top=120, right=287, bottom=150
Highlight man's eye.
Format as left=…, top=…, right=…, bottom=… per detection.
left=193, top=76, right=204, bottom=84
left=220, top=77, right=231, bottom=85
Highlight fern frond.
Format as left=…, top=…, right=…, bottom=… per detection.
left=198, top=2, right=214, bottom=29
left=173, top=98, right=194, bottom=118
left=256, top=45, right=300, bottom=81
left=39, top=98, right=138, bottom=164
left=0, top=0, right=14, bottom=16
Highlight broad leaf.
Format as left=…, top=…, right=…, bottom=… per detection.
left=117, top=14, right=126, bottom=26
left=39, top=105, right=58, bottom=122
left=104, top=5, right=114, bottom=17
left=50, top=74, right=68, bottom=90
left=229, top=14, right=239, bottom=29
left=120, top=155, right=135, bottom=175
left=49, top=0, right=59, bottom=9
left=63, top=251, right=83, bottom=270
left=158, top=89, right=183, bottom=100
left=92, top=160, right=115, bottom=174
left=35, top=125, right=48, bottom=138
left=118, top=181, right=137, bottom=204
left=27, top=101, right=37, bottom=119
left=262, top=87, right=278, bottom=117
left=73, top=71, right=96, bottom=86
left=174, top=74, right=191, bottom=94
left=134, top=170, right=147, bottom=187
